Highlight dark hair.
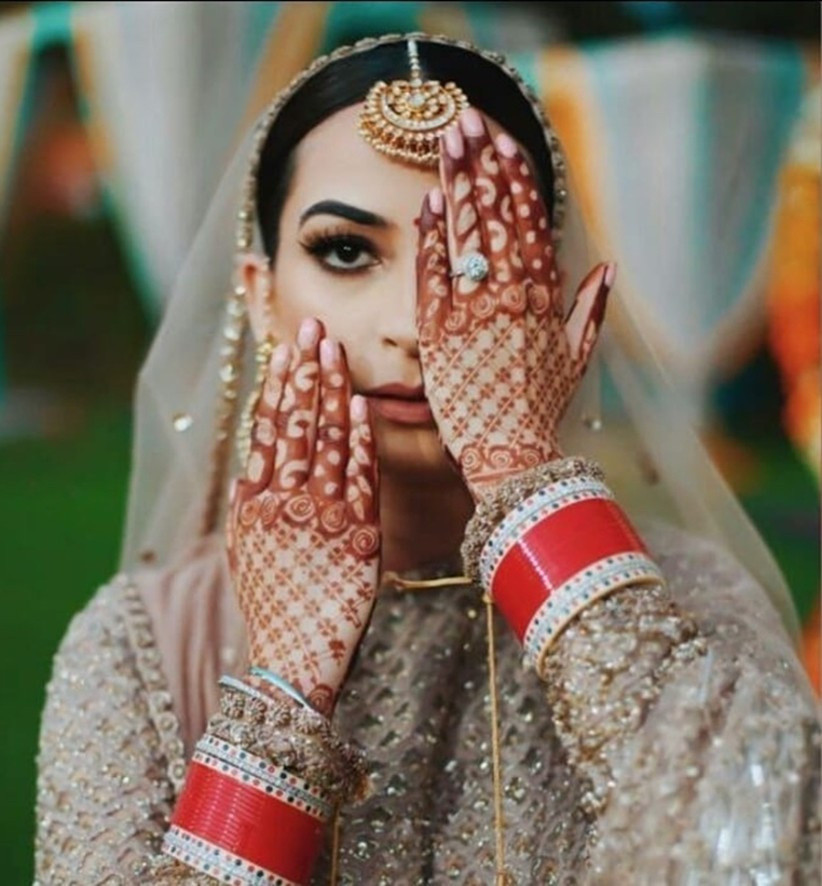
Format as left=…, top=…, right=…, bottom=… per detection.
left=256, top=39, right=555, bottom=259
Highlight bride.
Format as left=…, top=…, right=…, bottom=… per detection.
left=35, top=33, right=819, bottom=885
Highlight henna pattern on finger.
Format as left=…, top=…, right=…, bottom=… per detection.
left=308, top=339, right=350, bottom=507
left=416, top=194, right=452, bottom=342
left=345, top=400, right=378, bottom=526
left=271, top=334, right=321, bottom=492
left=241, top=344, right=290, bottom=494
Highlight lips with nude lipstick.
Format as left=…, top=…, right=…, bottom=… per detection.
left=363, top=383, right=434, bottom=425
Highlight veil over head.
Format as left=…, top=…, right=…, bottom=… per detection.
left=120, top=32, right=799, bottom=642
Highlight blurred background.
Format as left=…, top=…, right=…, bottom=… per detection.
left=0, top=2, right=818, bottom=882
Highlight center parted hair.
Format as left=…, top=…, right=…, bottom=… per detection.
left=255, top=38, right=557, bottom=260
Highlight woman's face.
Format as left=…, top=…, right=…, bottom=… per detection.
left=247, top=102, right=450, bottom=477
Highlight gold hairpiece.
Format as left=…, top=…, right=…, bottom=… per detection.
left=358, top=38, right=469, bottom=167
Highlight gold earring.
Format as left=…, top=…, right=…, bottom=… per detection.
left=236, top=337, right=275, bottom=468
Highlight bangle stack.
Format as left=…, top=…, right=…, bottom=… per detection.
left=162, top=673, right=348, bottom=885
left=214, top=677, right=369, bottom=801
left=480, top=472, right=663, bottom=674
left=164, top=731, right=331, bottom=885
left=162, top=670, right=373, bottom=884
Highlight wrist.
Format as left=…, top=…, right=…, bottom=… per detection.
left=468, top=450, right=565, bottom=500
left=245, top=667, right=318, bottom=713
left=461, top=456, right=599, bottom=578
left=214, top=676, right=369, bottom=800
left=247, top=659, right=339, bottom=717
left=462, top=443, right=565, bottom=501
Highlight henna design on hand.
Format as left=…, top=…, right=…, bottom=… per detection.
left=417, top=110, right=614, bottom=500
left=227, top=321, right=380, bottom=717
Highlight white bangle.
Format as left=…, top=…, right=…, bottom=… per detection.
left=247, top=665, right=315, bottom=711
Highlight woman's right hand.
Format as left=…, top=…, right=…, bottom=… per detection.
left=226, top=317, right=380, bottom=717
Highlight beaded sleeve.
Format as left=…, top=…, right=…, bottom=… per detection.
left=463, top=460, right=822, bottom=881
left=35, top=579, right=366, bottom=885
left=35, top=580, right=177, bottom=883
left=543, top=557, right=820, bottom=881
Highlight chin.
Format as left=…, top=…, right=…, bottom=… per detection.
left=373, top=418, right=455, bottom=480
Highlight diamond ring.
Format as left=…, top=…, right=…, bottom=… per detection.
left=452, top=251, right=490, bottom=283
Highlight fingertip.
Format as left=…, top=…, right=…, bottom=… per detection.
left=590, top=265, right=614, bottom=330
left=272, top=342, right=290, bottom=372
left=319, top=337, right=336, bottom=368
left=442, top=124, right=465, bottom=160
left=591, top=282, right=610, bottom=329
left=419, top=194, right=439, bottom=237
left=495, top=132, right=518, bottom=158
left=459, top=107, right=484, bottom=138
left=297, top=317, right=321, bottom=350
left=351, top=394, right=368, bottom=423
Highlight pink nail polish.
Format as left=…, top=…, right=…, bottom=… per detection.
left=429, top=187, right=444, bottom=214
left=272, top=343, right=290, bottom=371
left=496, top=133, right=517, bottom=158
left=604, top=262, right=617, bottom=288
left=460, top=108, right=484, bottom=137
left=443, top=125, right=464, bottom=159
left=319, top=338, right=335, bottom=366
left=351, top=395, right=368, bottom=421
left=298, top=318, right=318, bottom=349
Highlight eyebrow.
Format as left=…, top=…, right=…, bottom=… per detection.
left=298, top=200, right=389, bottom=228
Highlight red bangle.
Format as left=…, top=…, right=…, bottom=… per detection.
left=481, top=476, right=663, bottom=667
left=163, top=736, right=330, bottom=885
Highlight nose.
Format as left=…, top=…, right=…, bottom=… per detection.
left=378, top=251, right=419, bottom=358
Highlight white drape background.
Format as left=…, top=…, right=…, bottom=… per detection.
left=68, top=1, right=286, bottom=316
left=523, top=36, right=807, bottom=421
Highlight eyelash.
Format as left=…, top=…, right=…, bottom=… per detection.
left=299, top=228, right=380, bottom=275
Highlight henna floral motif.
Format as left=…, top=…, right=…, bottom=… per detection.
left=226, top=321, right=380, bottom=717
left=417, top=109, right=614, bottom=501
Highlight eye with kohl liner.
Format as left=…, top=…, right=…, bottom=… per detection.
left=298, top=199, right=389, bottom=275
left=299, top=229, right=381, bottom=275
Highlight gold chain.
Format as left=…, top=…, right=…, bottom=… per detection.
left=485, top=592, right=511, bottom=885
left=381, top=571, right=473, bottom=590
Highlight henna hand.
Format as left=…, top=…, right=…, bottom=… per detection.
left=226, top=318, right=379, bottom=716
left=417, top=108, right=614, bottom=500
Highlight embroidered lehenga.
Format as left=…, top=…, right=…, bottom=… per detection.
left=35, top=33, right=820, bottom=886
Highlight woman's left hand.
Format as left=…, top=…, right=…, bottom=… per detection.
left=417, top=109, right=614, bottom=501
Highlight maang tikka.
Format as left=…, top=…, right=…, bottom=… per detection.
left=358, top=38, right=469, bottom=167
